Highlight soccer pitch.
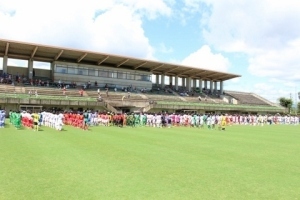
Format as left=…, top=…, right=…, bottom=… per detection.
left=0, top=123, right=299, bottom=200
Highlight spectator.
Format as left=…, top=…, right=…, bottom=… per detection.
left=97, top=95, right=102, bottom=102
left=62, top=87, right=66, bottom=96
left=28, top=90, right=32, bottom=97
left=79, top=89, right=83, bottom=97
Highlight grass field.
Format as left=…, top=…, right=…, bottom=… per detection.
left=0, top=122, right=299, bottom=200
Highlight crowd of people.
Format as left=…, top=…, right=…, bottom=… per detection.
left=2, top=110, right=299, bottom=131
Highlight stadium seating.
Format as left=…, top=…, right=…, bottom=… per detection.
left=225, top=91, right=271, bottom=106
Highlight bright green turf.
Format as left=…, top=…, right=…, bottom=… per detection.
left=0, top=122, right=299, bottom=200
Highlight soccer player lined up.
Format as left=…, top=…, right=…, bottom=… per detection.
left=0, top=110, right=6, bottom=128
left=10, top=111, right=22, bottom=129
left=32, top=112, right=40, bottom=131
left=41, top=111, right=64, bottom=131
left=21, top=111, right=33, bottom=129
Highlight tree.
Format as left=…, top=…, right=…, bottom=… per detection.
left=279, top=97, right=293, bottom=113
left=298, top=102, right=300, bottom=114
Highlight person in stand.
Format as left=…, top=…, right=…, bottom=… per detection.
left=62, top=87, right=66, bottom=95
left=97, top=94, right=102, bottom=102
left=79, top=89, right=83, bottom=97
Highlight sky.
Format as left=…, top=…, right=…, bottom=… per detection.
left=0, top=0, right=300, bottom=103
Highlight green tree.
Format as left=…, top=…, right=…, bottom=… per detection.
left=279, top=97, right=293, bottom=113
left=298, top=102, right=300, bottom=114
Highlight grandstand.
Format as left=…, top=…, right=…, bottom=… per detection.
left=0, top=39, right=286, bottom=114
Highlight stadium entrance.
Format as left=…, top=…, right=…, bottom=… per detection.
left=20, top=105, right=42, bottom=113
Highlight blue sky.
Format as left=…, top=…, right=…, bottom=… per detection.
left=0, top=0, right=300, bottom=103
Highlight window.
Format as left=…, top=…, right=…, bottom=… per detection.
left=78, top=68, right=88, bottom=75
left=56, top=65, right=67, bottom=74
left=141, top=75, right=150, bottom=81
left=88, top=69, right=96, bottom=76
left=135, top=74, right=142, bottom=81
left=99, top=70, right=108, bottom=77
left=127, top=73, right=135, bottom=80
left=135, top=74, right=150, bottom=81
left=108, top=71, right=117, bottom=78
left=117, top=72, right=126, bottom=79
left=68, top=67, right=76, bottom=74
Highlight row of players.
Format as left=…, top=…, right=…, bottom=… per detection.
left=6, top=111, right=300, bottom=132
left=63, top=112, right=300, bottom=127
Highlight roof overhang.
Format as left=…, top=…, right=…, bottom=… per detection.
left=0, top=39, right=241, bottom=81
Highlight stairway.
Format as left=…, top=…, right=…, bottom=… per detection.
left=167, top=88, right=187, bottom=102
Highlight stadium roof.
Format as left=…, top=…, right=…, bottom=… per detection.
left=0, top=39, right=240, bottom=81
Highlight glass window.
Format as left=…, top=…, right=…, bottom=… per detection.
left=88, top=69, right=96, bottom=76
left=127, top=73, right=135, bottom=80
left=117, top=72, right=126, bottom=79
left=141, top=75, right=150, bottom=81
left=99, top=70, right=108, bottom=77
left=135, top=74, right=142, bottom=81
left=78, top=68, right=88, bottom=75
left=55, top=65, right=67, bottom=74
left=108, top=71, right=117, bottom=78
left=68, top=68, right=76, bottom=74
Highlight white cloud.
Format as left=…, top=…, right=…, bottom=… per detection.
left=158, top=43, right=173, bottom=54
left=182, top=45, right=230, bottom=72
left=0, top=0, right=172, bottom=59
left=194, top=0, right=300, bottom=99
left=252, top=82, right=296, bottom=103
left=248, top=38, right=300, bottom=81
left=8, top=58, right=27, bottom=67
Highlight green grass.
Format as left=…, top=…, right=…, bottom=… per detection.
left=0, top=123, right=299, bottom=200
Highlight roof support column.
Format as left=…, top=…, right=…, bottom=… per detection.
left=28, top=59, right=33, bottom=79
left=156, top=75, right=159, bottom=85
left=210, top=80, right=213, bottom=94
left=199, top=79, right=202, bottom=93
left=50, top=62, right=55, bottom=82
left=2, top=55, right=8, bottom=73
left=182, top=77, right=186, bottom=88
left=187, top=77, right=191, bottom=92
left=220, top=81, right=224, bottom=95
left=193, top=79, right=197, bottom=89
left=214, top=81, right=217, bottom=94
left=204, top=80, right=207, bottom=90
left=161, top=74, right=165, bottom=88
left=169, top=75, right=173, bottom=87
left=175, top=75, right=178, bottom=91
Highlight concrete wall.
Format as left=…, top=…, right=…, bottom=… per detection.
left=7, top=66, right=51, bottom=79
left=34, top=69, right=51, bottom=78
left=7, top=66, right=27, bottom=76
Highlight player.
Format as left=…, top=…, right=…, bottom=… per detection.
left=32, top=112, right=40, bottom=131
left=0, top=110, right=5, bottom=128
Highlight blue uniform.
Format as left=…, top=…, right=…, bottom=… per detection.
left=0, top=111, right=5, bottom=128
